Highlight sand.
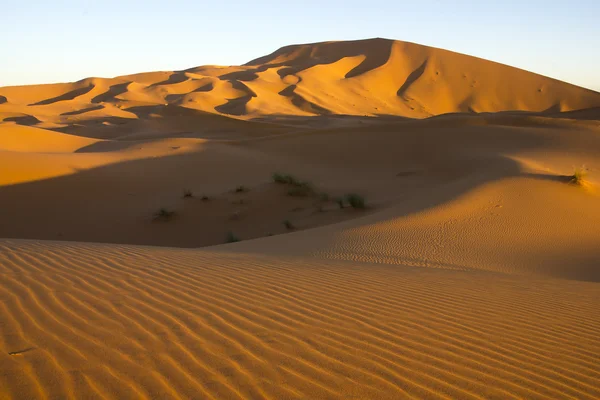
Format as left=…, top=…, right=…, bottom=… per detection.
left=0, top=38, right=599, bottom=399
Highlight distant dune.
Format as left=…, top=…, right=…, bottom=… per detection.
left=1, top=38, right=599, bottom=131
left=0, top=39, right=599, bottom=399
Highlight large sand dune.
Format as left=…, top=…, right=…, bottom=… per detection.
left=0, top=38, right=599, bottom=398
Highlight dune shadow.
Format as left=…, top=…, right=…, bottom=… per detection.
left=148, top=73, right=189, bottom=87
left=3, top=115, right=42, bottom=126
left=277, top=85, right=332, bottom=115
left=397, top=60, right=428, bottom=97
left=542, top=103, right=562, bottom=113
left=193, top=83, right=214, bottom=92
left=218, top=70, right=260, bottom=82
left=50, top=116, right=139, bottom=139
left=544, top=107, right=600, bottom=121
left=29, top=85, right=95, bottom=106
left=61, top=105, right=105, bottom=116
left=74, top=140, right=147, bottom=153
left=551, top=251, right=600, bottom=283
left=245, top=38, right=395, bottom=81
left=214, top=81, right=257, bottom=116
left=92, top=82, right=131, bottom=103
left=522, top=172, right=574, bottom=183
left=247, top=114, right=418, bottom=130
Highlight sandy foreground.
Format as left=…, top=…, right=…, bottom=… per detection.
left=0, top=38, right=599, bottom=398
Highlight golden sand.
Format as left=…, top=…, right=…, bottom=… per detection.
left=0, top=38, right=599, bottom=399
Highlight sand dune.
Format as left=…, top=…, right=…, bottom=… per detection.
left=0, top=241, right=599, bottom=399
left=0, top=38, right=599, bottom=398
left=0, top=124, right=99, bottom=153
left=2, top=38, right=599, bottom=134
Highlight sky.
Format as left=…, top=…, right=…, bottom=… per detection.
left=1, top=0, right=599, bottom=91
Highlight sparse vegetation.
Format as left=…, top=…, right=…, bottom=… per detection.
left=345, top=193, right=366, bottom=209
left=235, top=185, right=249, bottom=193
left=182, top=189, right=193, bottom=198
left=154, top=208, right=175, bottom=220
left=273, top=172, right=294, bottom=184
left=201, top=195, right=210, bottom=201
left=283, top=219, right=295, bottom=230
left=570, top=167, right=588, bottom=186
left=335, top=197, right=345, bottom=209
left=226, top=231, right=240, bottom=243
left=273, top=172, right=314, bottom=195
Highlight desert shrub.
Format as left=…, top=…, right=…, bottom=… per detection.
left=273, top=172, right=317, bottom=196
left=287, top=176, right=303, bottom=187
left=235, top=185, right=249, bottom=193
left=283, top=219, right=295, bottom=230
left=272, top=172, right=309, bottom=188
left=226, top=231, right=240, bottom=243
left=273, top=172, right=293, bottom=184
left=183, top=189, right=193, bottom=198
left=570, top=167, right=587, bottom=186
left=154, top=208, right=175, bottom=220
left=201, top=195, right=210, bottom=201
left=345, top=193, right=366, bottom=209
left=335, top=197, right=345, bottom=209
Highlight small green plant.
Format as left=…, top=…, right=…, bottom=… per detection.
left=226, top=231, right=240, bottom=243
left=235, top=185, right=249, bottom=193
left=570, top=167, right=587, bottom=186
left=273, top=172, right=293, bottom=184
left=272, top=172, right=307, bottom=187
left=288, top=176, right=303, bottom=187
left=345, top=193, right=366, bottom=209
left=154, top=208, right=175, bottom=220
left=283, top=219, right=295, bottom=230
left=182, top=189, right=193, bottom=198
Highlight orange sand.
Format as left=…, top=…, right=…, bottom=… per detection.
left=0, top=38, right=599, bottom=399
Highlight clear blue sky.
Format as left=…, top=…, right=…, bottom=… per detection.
left=1, top=0, right=598, bottom=91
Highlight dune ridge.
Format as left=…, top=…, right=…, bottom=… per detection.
left=1, top=38, right=599, bottom=135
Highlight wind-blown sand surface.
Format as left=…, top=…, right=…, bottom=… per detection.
left=0, top=38, right=599, bottom=398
